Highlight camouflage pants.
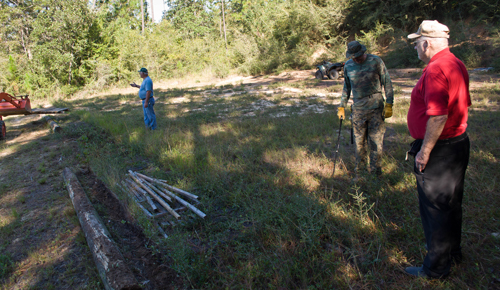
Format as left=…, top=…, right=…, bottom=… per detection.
left=352, top=106, right=385, bottom=174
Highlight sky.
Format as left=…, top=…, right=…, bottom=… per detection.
left=148, top=0, right=167, bottom=23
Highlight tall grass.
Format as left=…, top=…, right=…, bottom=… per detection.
left=54, top=73, right=500, bottom=288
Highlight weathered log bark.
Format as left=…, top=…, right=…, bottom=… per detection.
left=63, top=167, right=140, bottom=290
left=43, top=116, right=61, bottom=133
left=135, top=172, right=199, bottom=201
left=128, top=171, right=180, bottom=219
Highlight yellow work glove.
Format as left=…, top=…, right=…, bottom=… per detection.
left=384, top=103, right=393, bottom=118
left=337, top=107, right=345, bottom=120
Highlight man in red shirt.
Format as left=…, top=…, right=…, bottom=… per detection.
left=405, top=20, right=471, bottom=278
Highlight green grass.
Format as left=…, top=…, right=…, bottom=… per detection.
left=55, top=74, right=500, bottom=288
left=0, top=253, right=13, bottom=280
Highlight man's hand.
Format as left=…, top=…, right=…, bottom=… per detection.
left=144, top=91, right=151, bottom=108
left=416, top=115, right=448, bottom=172
left=384, top=103, right=393, bottom=118
left=415, top=150, right=430, bottom=172
left=337, top=107, right=345, bottom=120
left=130, top=82, right=139, bottom=88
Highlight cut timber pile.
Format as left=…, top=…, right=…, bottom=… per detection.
left=118, top=171, right=205, bottom=238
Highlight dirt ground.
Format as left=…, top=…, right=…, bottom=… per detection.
left=0, top=68, right=498, bottom=289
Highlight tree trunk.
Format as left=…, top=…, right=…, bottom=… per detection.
left=68, top=59, right=72, bottom=85
left=63, top=168, right=140, bottom=290
left=221, top=0, right=227, bottom=50
left=141, top=0, right=145, bottom=34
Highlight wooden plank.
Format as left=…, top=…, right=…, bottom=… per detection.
left=30, top=107, right=68, bottom=114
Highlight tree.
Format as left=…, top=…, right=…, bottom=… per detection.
left=164, top=0, right=215, bottom=38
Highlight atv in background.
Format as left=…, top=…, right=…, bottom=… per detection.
left=315, top=60, right=344, bottom=80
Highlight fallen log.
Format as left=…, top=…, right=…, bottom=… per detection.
left=135, top=172, right=199, bottom=201
left=43, top=116, right=61, bottom=133
left=63, top=167, right=140, bottom=290
left=128, top=171, right=180, bottom=219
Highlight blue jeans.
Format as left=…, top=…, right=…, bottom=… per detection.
left=142, top=98, right=157, bottom=130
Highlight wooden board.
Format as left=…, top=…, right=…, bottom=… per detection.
left=30, top=107, right=68, bottom=114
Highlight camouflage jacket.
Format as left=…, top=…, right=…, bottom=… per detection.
left=340, top=54, right=394, bottom=110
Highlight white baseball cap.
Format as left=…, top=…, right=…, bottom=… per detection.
left=408, top=20, right=450, bottom=39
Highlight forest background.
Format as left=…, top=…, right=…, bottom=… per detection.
left=1, top=0, right=500, bottom=98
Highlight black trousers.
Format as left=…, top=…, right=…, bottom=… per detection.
left=413, top=132, right=470, bottom=277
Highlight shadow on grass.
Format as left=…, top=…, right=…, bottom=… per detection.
left=46, top=80, right=500, bottom=288
left=0, top=117, right=102, bottom=289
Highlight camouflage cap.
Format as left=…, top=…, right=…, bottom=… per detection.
left=408, top=20, right=449, bottom=39
left=346, top=41, right=366, bottom=59
left=138, top=67, right=148, bottom=73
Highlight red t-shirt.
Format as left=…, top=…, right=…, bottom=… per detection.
left=407, top=48, right=471, bottom=139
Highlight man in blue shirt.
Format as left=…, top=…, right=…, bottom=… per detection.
left=131, top=68, right=157, bottom=130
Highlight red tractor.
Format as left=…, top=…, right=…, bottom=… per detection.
left=0, top=92, right=32, bottom=140
left=0, top=92, right=67, bottom=140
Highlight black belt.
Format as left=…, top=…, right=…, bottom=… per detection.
left=436, top=132, right=468, bottom=145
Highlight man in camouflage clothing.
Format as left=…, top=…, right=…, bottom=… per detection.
left=337, top=41, right=394, bottom=177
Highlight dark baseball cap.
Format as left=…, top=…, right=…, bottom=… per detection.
left=138, top=68, right=148, bottom=73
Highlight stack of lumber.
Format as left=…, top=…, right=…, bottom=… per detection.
left=118, top=171, right=205, bottom=224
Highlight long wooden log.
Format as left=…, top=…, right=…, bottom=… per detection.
left=135, top=172, right=199, bottom=201
left=63, top=168, right=140, bottom=290
left=128, top=171, right=180, bottom=219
